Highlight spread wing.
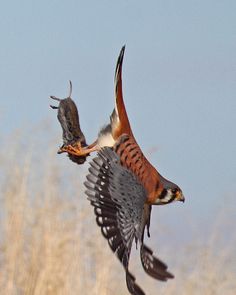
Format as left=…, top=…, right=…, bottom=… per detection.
left=84, top=147, right=147, bottom=295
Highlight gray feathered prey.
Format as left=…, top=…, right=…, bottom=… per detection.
left=84, top=147, right=174, bottom=295
left=50, top=81, right=88, bottom=164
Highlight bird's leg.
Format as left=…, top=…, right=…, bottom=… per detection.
left=58, top=140, right=98, bottom=157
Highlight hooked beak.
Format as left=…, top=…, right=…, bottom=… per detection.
left=176, top=191, right=185, bottom=203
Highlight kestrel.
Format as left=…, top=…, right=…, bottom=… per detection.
left=51, top=46, right=185, bottom=295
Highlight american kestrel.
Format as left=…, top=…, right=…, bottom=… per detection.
left=51, top=46, right=185, bottom=295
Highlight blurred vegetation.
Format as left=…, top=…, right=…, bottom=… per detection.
left=0, top=129, right=235, bottom=295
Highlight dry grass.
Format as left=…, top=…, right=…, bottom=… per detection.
left=0, top=132, right=235, bottom=295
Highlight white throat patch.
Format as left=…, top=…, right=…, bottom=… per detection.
left=154, top=189, right=174, bottom=205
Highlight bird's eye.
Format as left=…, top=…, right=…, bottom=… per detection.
left=172, top=188, right=178, bottom=194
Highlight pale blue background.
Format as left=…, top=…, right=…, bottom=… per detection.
left=0, top=1, right=235, bottom=243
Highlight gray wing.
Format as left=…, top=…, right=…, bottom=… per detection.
left=84, top=147, right=146, bottom=295
left=140, top=243, right=174, bottom=281
left=139, top=206, right=174, bottom=281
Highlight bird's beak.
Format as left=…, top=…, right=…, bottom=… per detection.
left=176, top=191, right=185, bottom=203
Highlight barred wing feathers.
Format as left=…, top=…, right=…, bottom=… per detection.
left=140, top=244, right=174, bottom=281
left=84, top=147, right=146, bottom=295
left=84, top=147, right=174, bottom=294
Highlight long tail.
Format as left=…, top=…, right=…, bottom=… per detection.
left=111, top=46, right=134, bottom=139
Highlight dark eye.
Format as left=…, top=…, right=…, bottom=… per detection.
left=172, top=188, right=178, bottom=194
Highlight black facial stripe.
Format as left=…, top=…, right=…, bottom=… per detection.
left=159, top=189, right=167, bottom=199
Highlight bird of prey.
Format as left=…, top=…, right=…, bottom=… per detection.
left=51, top=46, right=185, bottom=295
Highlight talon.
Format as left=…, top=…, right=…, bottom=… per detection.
left=57, top=142, right=83, bottom=156
left=57, top=145, right=73, bottom=154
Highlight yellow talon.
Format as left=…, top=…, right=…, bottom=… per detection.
left=58, top=142, right=83, bottom=156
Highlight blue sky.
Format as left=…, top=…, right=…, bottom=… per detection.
left=0, top=1, right=235, bottom=237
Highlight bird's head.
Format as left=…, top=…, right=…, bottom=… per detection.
left=155, top=182, right=185, bottom=205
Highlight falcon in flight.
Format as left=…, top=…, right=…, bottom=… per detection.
left=51, top=46, right=185, bottom=295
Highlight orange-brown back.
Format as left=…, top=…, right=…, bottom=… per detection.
left=114, top=134, right=163, bottom=204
